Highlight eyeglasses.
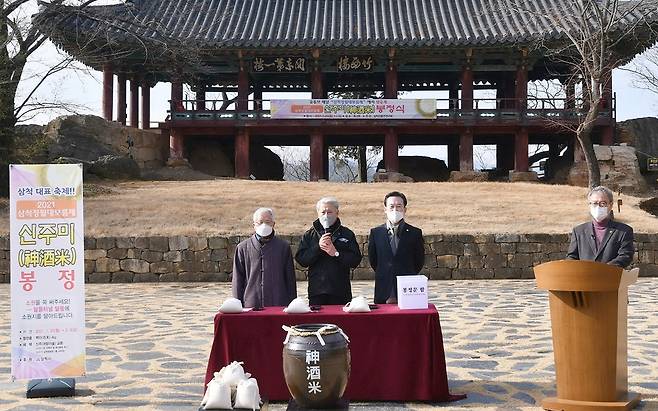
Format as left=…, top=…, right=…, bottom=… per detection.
left=589, top=201, right=609, bottom=207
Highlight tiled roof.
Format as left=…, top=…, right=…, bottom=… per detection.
left=39, top=0, right=658, bottom=49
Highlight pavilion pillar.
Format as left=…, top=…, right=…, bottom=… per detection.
left=601, top=70, right=613, bottom=110
left=117, top=73, right=127, bottom=126
left=171, top=78, right=183, bottom=111
left=169, top=129, right=185, bottom=160
left=459, top=129, right=474, bottom=171
left=311, top=67, right=324, bottom=99
left=449, top=82, right=459, bottom=110
left=253, top=87, right=262, bottom=112
left=601, top=127, right=614, bottom=146
left=447, top=142, right=460, bottom=171
left=102, top=62, right=114, bottom=121
left=565, top=79, right=576, bottom=110
left=310, top=131, right=325, bottom=181
left=461, top=66, right=473, bottom=110
left=515, top=63, right=528, bottom=111
left=384, top=128, right=399, bottom=172
left=235, top=129, right=250, bottom=178
left=549, top=143, right=561, bottom=159
left=497, top=140, right=515, bottom=171
left=514, top=128, right=529, bottom=172
left=141, top=80, right=150, bottom=129
left=385, top=49, right=398, bottom=99
left=129, top=74, right=139, bottom=127
left=238, top=61, right=250, bottom=112
left=196, top=86, right=206, bottom=111
left=323, top=144, right=329, bottom=179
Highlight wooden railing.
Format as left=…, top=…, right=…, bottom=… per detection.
left=166, top=97, right=616, bottom=122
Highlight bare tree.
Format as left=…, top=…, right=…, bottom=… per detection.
left=623, top=46, right=658, bottom=98
left=279, top=147, right=310, bottom=182
left=498, top=0, right=658, bottom=188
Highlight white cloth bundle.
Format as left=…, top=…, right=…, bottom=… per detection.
left=202, top=378, right=232, bottom=410
left=283, top=297, right=311, bottom=313
left=343, top=296, right=371, bottom=313
left=219, top=298, right=243, bottom=313
left=234, top=378, right=262, bottom=411
left=217, top=361, right=251, bottom=388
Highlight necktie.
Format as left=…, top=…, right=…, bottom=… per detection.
left=389, top=227, right=398, bottom=255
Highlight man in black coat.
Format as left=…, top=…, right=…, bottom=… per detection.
left=566, top=186, right=634, bottom=268
left=368, top=191, right=425, bottom=304
left=295, top=197, right=362, bottom=305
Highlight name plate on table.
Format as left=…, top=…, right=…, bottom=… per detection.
left=397, top=275, right=428, bottom=310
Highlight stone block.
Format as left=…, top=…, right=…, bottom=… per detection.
left=141, top=250, right=164, bottom=263
left=425, top=234, right=444, bottom=244
left=436, top=255, right=459, bottom=269
left=208, top=237, right=228, bottom=249
left=484, top=254, right=507, bottom=269
left=463, top=243, right=480, bottom=256
left=477, top=243, right=501, bottom=255
left=508, top=253, right=534, bottom=268
left=524, top=234, right=554, bottom=243
left=500, top=243, right=516, bottom=253
left=159, top=273, right=178, bottom=282
left=84, top=259, right=96, bottom=274
left=115, top=237, right=135, bottom=249
left=133, top=273, right=159, bottom=282
left=229, top=236, right=242, bottom=245
left=423, top=254, right=437, bottom=268
left=200, top=272, right=230, bottom=282
left=96, top=237, right=116, bottom=249
left=149, top=236, right=169, bottom=252
left=126, top=249, right=140, bottom=259
left=426, top=268, right=452, bottom=280
left=517, top=243, right=542, bottom=253
left=150, top=261, right=173, bottom=274
left=448, top=171, right=488, bottom=182
left=169, top=236, right=189, bottom=251
left=474, top=234, right=495, bottom=243
left=189, top=237, right=208, bottom=251
left=84, top=237, right=96, bottom=249
left=202, top=261, right=219, bottom=272
left=639, top=263, right=658, bottom=277
left=135, top=237, right=150, bottom=249
left=211, top=249, right=229, bottom=261
left=520, top=267, right=535, bottom=279
left=495, top=234, right=520, bottom=243
left=219, top=261, right=234, bottom=273
left=474, top=269, right=495, bottom=279
left=120, top=259, right=150, bottom=273
left=352, top=268, right=374, bottom=280
left=87, top=272, right=111, bottom=283
left=164, top=250, right=183, bottom=262
left=0, top=258, right=8, bottom=273
left=84, top=249, right=106, bottom=260
left=96, top=258, right=120, bottom=273
left=494, top=268, right=523, bottom=279
left=432, top=242, right=464, bottom=255
left=107, top=248, right=128, bottom=259
left=459, top=255, right=484, bottom=269
left=638, top=250, right=655, bottom=264
left=178, top=272, right=206, bottom=282
left=509, top=171, right=538, bottom=182
left=111, top=271, right=134, bottom=282
left=452, top=269, right=476, bottom=279
left=548, top=252, right=566, bottom=261
left=194, top=249, right=212, bottom=263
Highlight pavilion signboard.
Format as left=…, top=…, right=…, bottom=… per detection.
left=337, top=56, right=375, bottom=72
left=270, top=99, right=437, bottom=119
left=252, top=57, right=307, bottom=73
left=9, top=164, right=86, bottom=382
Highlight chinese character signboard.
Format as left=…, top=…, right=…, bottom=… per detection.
left=10, top=164, right=86, bottom=380
left=252, top=57, right=307, bottom=72
left=648, top=157, right=658, bottom=171
left=271, top=99, right=436, bottom=119
left=337, top=56, right=375, bottom=72
left=396, top=275, right=429, bottom=310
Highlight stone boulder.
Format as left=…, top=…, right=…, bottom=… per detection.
left=88, top=155, right=141, bottom=179
left=372, top=171, right=414, bottom=182
left=376, top=156, right=450, bottom=182
left=44, top=115, right=121, bottom=162
left=567, top=145, right=648, bottom=193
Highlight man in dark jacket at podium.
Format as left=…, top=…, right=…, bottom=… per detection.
left=566, top=186, right=634, bottom=268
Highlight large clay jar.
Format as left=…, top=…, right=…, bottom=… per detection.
left=282, top=323, right=350, bottom=408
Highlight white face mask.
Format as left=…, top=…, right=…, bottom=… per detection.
left=319, top=214, right=336, bottom=229
left=590, top=206, right=609, bottom=222
left=255, top=223, right=273, bottom=237
left=386, top=210, right=404, bottom=225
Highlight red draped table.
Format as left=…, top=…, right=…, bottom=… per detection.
left=204, top=304, right=463, bottom=402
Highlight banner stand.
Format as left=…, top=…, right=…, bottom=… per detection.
left=26, top=378, right=76, bottom=398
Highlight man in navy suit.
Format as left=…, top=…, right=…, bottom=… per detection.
left=368, top=191, right=425, bottom=304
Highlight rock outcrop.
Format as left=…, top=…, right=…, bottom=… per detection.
left=376, top=156, right=450, bottom=182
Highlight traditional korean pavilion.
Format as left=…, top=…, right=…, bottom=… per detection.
left=36, top=0, right=658, bottom=180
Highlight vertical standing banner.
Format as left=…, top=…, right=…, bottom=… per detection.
left=10, top=164, right=86, bottom=380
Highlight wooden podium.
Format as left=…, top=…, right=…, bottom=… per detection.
left=534, top=260, right=640, bottom=411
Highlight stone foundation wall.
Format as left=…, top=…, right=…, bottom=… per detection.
left=1, top=234, right=656, bottom=283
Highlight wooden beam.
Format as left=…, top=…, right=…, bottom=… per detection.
left=169, top=129, right=185, bottom=160
left=102, top=62, right=114, bottom=121
left=461, top=66, right=473, bottom=110
left=311, top=68, right=324, bottom=99
left=238, top=62, right=250, bottom=112
left=459, top=129, right=474, bottom=171
left=385, top=50, right=398, bottom=99
left=141, top=81, right=150, bottom=130
left=515, top=64, right=528, bottom=111
left=310, top=131, right=324, bottom=181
